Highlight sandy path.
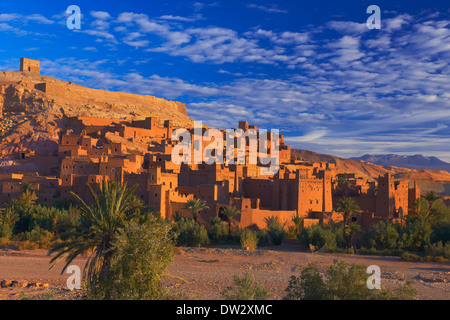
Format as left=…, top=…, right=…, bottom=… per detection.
left=0, top=243, right=449, bottom=300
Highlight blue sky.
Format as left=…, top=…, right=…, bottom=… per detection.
left=0, top=1, right=449, bottom=160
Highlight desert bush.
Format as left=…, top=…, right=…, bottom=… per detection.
left=359, top=247, right=402, bottom=256
left=284, top=259, right=417, bottom=300
left=424, top=255, right=448, bottom=263
left=175, top=218, right=210, bottom=247
left=207, top=217, right=228, bottom=243
left=285, top=225, right=299, bottom=239
left=0, top=237, right=10, bottom=248
left=221, top=272, right=268, bottom=300
left=299, top=224, right=337, bottom=252
left=17, top=226, right=54, bottom=249
left=256, top=229, right=270, bottom=247
left=87, top=217, right=176, bottom=300
left=17, top=240, right=39, bottom=250
left=240, top=229, right=258, bottom=251
left=425, top=241, right=450, bottom=260
left=401, top=252, right=422, bottom=262
left=284, top=263, right=327, bottom=300
left=265, top=216, right=285, bottom=245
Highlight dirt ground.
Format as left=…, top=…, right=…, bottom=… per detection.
left=0, top=242, right=449, bottom=300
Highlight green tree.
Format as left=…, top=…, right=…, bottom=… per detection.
left=367, top=221, right=400, bottom=250
left=0, top=206, right=19, bottom=240
left=49, top=181, right=141, bottom=294
left=184, top=198, right=209, bottom=223
left=400, top=217, right=433, bottom=251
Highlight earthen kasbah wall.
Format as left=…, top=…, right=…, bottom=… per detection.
left=20, top=58, right=40, bottom=75
left=0, top=104, right=421, bottom=230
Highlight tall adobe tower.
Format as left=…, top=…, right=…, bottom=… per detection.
left=20, top=58, right=40, bottom=75
left=376, top=173, right=409, bottom=219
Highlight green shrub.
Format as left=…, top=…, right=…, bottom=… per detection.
left=401, top=252, right=422, bottom=262
left=256, top=229, right=270, bottom=247
left=265, top=216, right=285, bottom=245
left=207, top=217, right=228, bottom=243
left=175, top=218, right=210, bottom=247
left=87, top=217, right=176, bottom=300
left=221, top=272, right=269, bottom=300
left=14, top=204, right=71, bottom=234
left=284, top=263, right=327, bottom=300
left=424, top=255, right=448, bottom=263
left=299, top=224, right=337, bottom=252
left=359, top=247, right=402, bottom=256
left=15, top=226, right=54, bottom=249
left=425, top=241, right=450, bottom=260
left=17, top=240, right=39, bottom=251
left=0, top=207, right=19, bottom=240
left=0, top=237, right=10, bottom=248
left=285, top=225, right=299, bottom=239
left=240, top=229, right=258, bottom=251
left=284, top=259, right=417, bottom=300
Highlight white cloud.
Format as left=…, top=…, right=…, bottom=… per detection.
left=25, top=12, right=450, bottom=160
left=158, top=15, right=198, bottom=22
left=90, top=11, right=112, bottom=20
left=246, top=4, right=288, bottom=14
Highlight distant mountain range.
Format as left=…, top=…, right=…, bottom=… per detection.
left=350, top=154, right=450, bottom=172
left=292, top=149, right=450, bottom=195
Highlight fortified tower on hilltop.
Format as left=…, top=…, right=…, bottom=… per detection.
left=20, top=58, right=40, bottom=75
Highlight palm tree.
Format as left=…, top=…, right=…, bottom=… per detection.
left=421, top=191, right=441, bottom=219
left=183, top=198, right=209, bottom=223
left=49, top=180, right=141, bottom=293
left=291, top=212, right=304, bottom=236
left=335, top=197, right=360, bottom=226
left=220, top=206, right=241, bottom=240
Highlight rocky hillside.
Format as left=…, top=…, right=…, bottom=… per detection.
left=0, top=70, right=193, bottom=158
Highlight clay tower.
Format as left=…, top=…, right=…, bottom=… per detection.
left=20, top=58, right=40, bottom=75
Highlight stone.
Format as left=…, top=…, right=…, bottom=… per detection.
left=1, top=280, right=12, bottom=288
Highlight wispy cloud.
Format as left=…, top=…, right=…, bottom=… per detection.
left=246, top=4, right=288, bottom=14
left=14, top=9, right=449, bottom=161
